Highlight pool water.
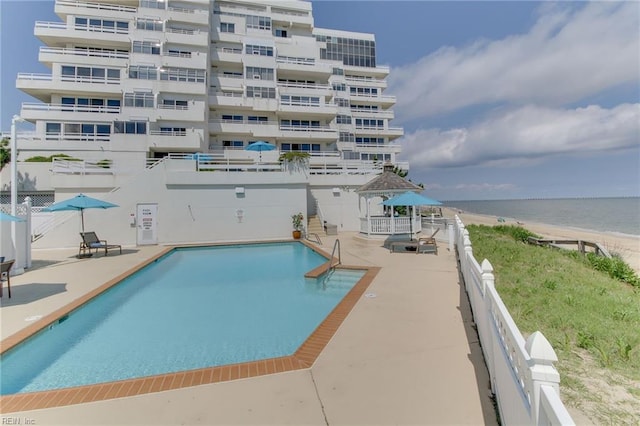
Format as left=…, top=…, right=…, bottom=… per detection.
left=1, top=243, right=364, bottom=395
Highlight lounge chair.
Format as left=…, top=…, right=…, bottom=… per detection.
left=80, top=232, right=122, bottom=257
left=1, top=259, right=15, bottom=298
left=416, top=228, right=439, bottom=255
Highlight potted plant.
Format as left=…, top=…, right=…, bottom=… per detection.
left=291, top=212, right=304, bottom=239
left=279, top=151, right=310, bottom=171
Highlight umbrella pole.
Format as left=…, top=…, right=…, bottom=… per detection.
left=81, top=209, right=85, bottom=234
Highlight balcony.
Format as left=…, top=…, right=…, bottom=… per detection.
left=348, top=93, right=397, bottom=108
left=278, top=100, right=336, bottom=117
left=165, top=5, right=209, bottom=26
left=350, top=109, right=395, bottom=120
left=165, top=27, right=209, bottom=46
left=147, top=128, right=204, bottom=150
left=17, top=73, right=121, bottom=101
left=39, top=47, right=129, bottom=67
left=354, top=143, right=402, bottom=154
left=161, top=50, right=207, bottom=69
left=276, top=56, right=332, bottom=78
left=354, top=126, right=404, bottom=138
left=278, top=125, right=338, bottom=141
left=155, top=101, right=206, bottom=122
left=20, top=102, right=120, bottom=122
left=211, top=47, right=243, bottom=66
left=55, top=0, right=136, bottom=20
left=34, top=21, right=130, bottom=48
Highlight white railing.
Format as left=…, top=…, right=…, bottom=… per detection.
left=40, top=47, right=129, bottom=60
left=60, top=75, right=120, bottom=85
left=21, top=102, right=120, bottom=114
left=166, top=27, right=199, bottom=35
left=279, top=125, right=334, bottom=133
left=51, top=158, right=113, bottom=175
left=17, top=73, right=53, bottom=81
left=454, top=216, right=575, bottom=425
left=56, top=0, right=136, bottom=13
left=209, top=90, right=243, bottom=97
left=277, top=82, right=330, bottom=90
left=216, top=47, right=242, bottom=54
left=276, top=56, right=315, bottom=66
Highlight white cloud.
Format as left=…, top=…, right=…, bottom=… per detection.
left=399, top=103, right=640, bottom=168
left=389, top=2, right=640, bottom=121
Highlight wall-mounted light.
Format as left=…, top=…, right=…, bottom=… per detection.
left=235, top=186, right=245, bottom=194
left=332, top=187, right=341, bottom=195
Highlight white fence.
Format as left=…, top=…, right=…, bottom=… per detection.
left=454, top=216, right=575, bottom=425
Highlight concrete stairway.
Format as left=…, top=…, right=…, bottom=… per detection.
left=306, top=215, right=326, bottom=237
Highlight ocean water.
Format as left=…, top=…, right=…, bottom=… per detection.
left=444, top=197, right=640, bottom=237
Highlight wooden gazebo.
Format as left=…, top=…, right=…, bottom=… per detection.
left=356, top=163, right=423, bottom=237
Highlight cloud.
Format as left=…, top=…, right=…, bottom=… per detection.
left=398, top=103, right=640, bottom=168
left=389, top=2, right=640, bottom=121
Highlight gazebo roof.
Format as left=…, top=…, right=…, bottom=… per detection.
left=356, top=163, right=422, bottom=194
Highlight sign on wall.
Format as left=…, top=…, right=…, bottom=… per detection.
left=136, top=203, right=158, bottom=245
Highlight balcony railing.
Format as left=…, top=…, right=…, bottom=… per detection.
left=21, top=102, right=120, bottom=114
left=279, top=125, right=334, bottom=132
left=17, top=73, right=120, bottom=85
left=277, top=82, right=330, bottom=90
left=36, top=20, right=129, bottom=35
left=40, top=46, right=129, bottom=60
left=56, top=0, right=136, bottom=14
left=276, top=56, right=315, bottom=66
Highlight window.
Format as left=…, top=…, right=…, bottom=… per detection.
left=133, top=41, right=161, bottom=55
left=336, top=115, right=352, bottom=124
left=60, top=65, right=119, bottom=82
left=75, top=17, right=128, bottom=32
left=355, top=119, right=384, bottom=128
left=159, top=127, right=186, bottom=135
left=220, top=22, right=235, bottom=33
left=339, top=132, right=355, bottom=142
left=221, top=115, right=243, bottom=122
left=280, top=143, right=320, bottom=152
left=246, top=15, right=271, bottom=30
left=281, top=96, right=320, bottom=106
left=356, top=137, right=385, bottom=145
left=46, top=122, right=61, bottom=134
left=162, top=99, right=188, bottom=109
left=245, top=44, right=273, bottom=56
left=247, top=116, right=268, bottom=123
left=281, top=120, right=320, bottom=128
left=124, top=92, right=154, bottom=108
left=160, top=67, right=206, bottom=83
left=137, top=18, right=163, bottom=31
left=129, top=66, right=157, bottom=80
left=332, top=83, right=346, bottom=92
left=114, top=121, right=147, bottom=134
left=223, top=140, right=244, bottom=148
left=245, top=67, right=274, bottom=81
left=335, top=98, right=350, bottom=108
left=332, top=67, right=344, bottom=75
left=350, top=87, right=378, bottom=96
left=140, top=0, right=165, bottom=10
left=318, top=35, right=376, bottom=68
left=246, top=86, right=275, bottom=98
left=274, top=28, right=287, bottom=38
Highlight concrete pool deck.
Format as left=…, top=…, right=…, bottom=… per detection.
left=0, top=233, right=497, bottom=425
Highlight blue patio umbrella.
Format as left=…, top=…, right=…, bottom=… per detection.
left=43, top=194, right=118, bottom=234
left=0, top=212, right=24, bottom=222
left=245, top=140, right=276, bottom=162
left=383, top=191, right=442, bottom=240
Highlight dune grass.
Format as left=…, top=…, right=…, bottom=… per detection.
left=465, top=224, right=640, bottom=422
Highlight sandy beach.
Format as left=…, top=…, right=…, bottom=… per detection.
left=442, top=207, right=640, bottom=274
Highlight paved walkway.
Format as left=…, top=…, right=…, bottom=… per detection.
left=1, top=233, right=497, bottom=425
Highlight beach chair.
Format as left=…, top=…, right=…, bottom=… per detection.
left=1, top=259, right=15, bottom=298
left=80, top=232, right=122, bottom=257
left=416, top=228, right=439, bottom=255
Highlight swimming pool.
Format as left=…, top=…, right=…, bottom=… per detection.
left=1, top=242, right=366, bottom=396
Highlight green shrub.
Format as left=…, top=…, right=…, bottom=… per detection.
left=493, top=224, right=541, bottom=242
left=25, top=153, right=80, bottom=162
left=585, top=253, right=640, bottom=288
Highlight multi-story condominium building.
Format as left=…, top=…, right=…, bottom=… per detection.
left=5, top=0, right=405, bottom=248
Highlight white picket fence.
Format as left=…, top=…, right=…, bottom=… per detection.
left=454, top=216, right=575, bottom=425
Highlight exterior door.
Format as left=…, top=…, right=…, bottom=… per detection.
left=136, top=203, right=158, bottom=245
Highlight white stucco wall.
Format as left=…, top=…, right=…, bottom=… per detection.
left=33, top=160, right=310, bottom=249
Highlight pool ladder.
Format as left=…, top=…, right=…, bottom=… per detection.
left=322, top=239, right=342, bottom=288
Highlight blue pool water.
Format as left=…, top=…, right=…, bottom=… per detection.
left=1, top=243, right=364, bottom=395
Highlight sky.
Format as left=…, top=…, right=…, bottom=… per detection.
left=1, top=1, right=639, bottom=200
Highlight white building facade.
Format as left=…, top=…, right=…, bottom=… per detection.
left=4, top=0, right=406, bottom=247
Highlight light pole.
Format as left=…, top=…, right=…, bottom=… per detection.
left=11, top=114, right=25, bottom=274
left=10, top=114, right=24, bottom=216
